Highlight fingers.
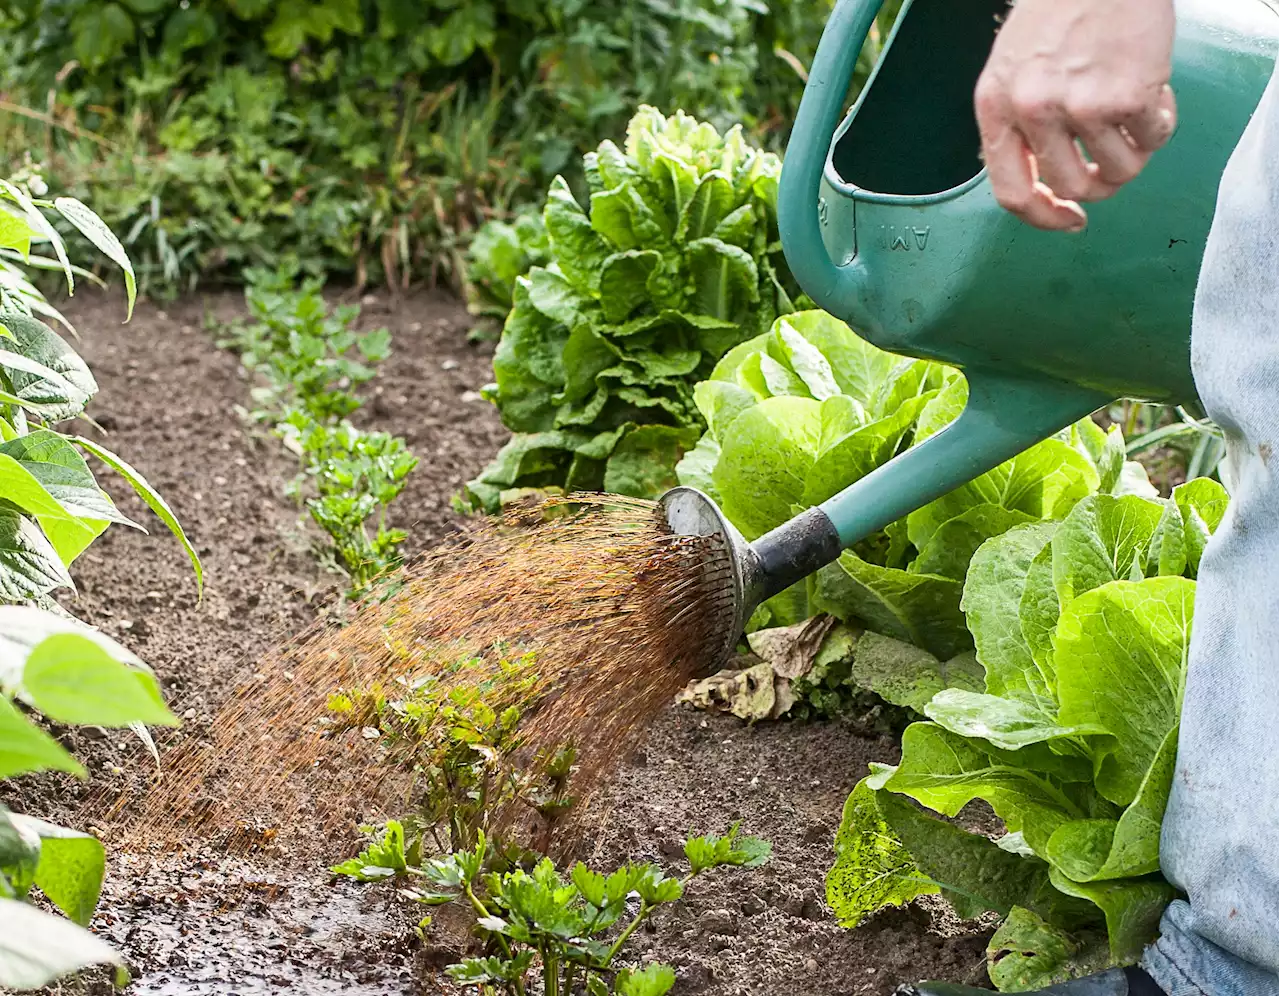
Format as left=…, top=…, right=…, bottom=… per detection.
left=1122, top=83, right=1178, bottom=151
left=977, top=71, right=1177, bottom=229
left=981, top=121, right=1090, bottom=231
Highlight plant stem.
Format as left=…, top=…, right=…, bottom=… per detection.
left=604, top=902, right=651, bottom=965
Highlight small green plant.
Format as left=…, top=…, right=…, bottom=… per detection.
left=344, top=824, right=768, bottom=996
left=827, top=482, right=1227, bottom=990
left=280, top=413, right=418, bottom=590
left=327, top=650, right=571, bottom=862
left=218, top=266, right=414, bottom=593
left=465, top=209, right=550, bottom=337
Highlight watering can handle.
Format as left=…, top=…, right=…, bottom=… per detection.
left=777, top=0, right=883, bottom=316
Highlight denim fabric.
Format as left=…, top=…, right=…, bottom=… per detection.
left=1141, top=66, right=1279, bottom=996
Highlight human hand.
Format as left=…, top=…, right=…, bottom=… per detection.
left=974, top=0, right=1177, bottom=231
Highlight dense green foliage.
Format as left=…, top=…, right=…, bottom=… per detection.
left=0, top=0, right=841, bottom=295
left=826, top=481, right=1227, bottom=990
left=218, top=267, right=416, bottom=591
left=0, top=186, right=198, bottom=988
left=676, top=310, right=1157, bottom=659
left=465, top=106, right=809, bottom=511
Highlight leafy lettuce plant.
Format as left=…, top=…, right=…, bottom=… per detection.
left=677, top=310, right=1156, bottom=664
left=465, top=105, right=808, bottom=512
left=825, top=481, right=1227, bottom=991
left=0, top=606, right=182, bottom=990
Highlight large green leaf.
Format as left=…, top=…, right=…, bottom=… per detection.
left=908, top=440, right=1099, bottom=553
left=876, top=789, right=1095, bottom=927
left=801, top=394, right=930, bottom=506
left=54, top=199, right=136, bottom=320
left=925, top=690, right=1106, bottom=753
left=73, top=437, right=203, bottom=593
left=825, top=778, right=939, bottom=927
left=1043, top=724, right=1176, bottom=883
left=1046, top=869, right=1174, bottom=965
left=712, top=396, right=822, bottom=540
left=0, top=697, right=83, bottom=779
left=883, top=723, right=1086, bottom=855
left=543, top=177, right=611, bottom=295
left=1052, top=495, right=1163, bottom=605
left=962, top=523, right=1058, bottom=708
left=23, top=632, right=177, bottom=728
left=846, top=632, right=983, bottom=713
left=987, top=907, right=1110, bottom=992
left=0, top=897, right=122, bottom=989
left=912, top=504, right=1038, bottom=582
left=1054, top=578, right=1194, bottom=807
left=8, top=814, right=104, bottom=925
left=687, top=238, right=758, bottom=322
left=814, top=551, right=968, bottom=661
left=0, top=506, right=72, bottom=602
left=602, top=425, right=701, bottom=499
left=0, top=312, right=96, bottom=422
left=770, top=310, right=895, bottom=407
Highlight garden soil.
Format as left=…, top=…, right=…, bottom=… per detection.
left=12, top=289, right=994, bottom=996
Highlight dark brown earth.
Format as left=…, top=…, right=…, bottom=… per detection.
left=15, top=288, right=993, bottom=995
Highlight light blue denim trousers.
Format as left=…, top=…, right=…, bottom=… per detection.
left=1140, top=68, right=1280, bottom=996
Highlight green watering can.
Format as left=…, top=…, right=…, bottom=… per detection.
left=661, top=0, right=1278, bottom=661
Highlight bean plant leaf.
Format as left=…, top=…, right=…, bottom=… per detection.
left=73, top=436, right=203, bottom=593
left=0, top=311, right=96, bottom=422
left=0, top=506, right=74, bottom=602
left=0, top=897, right=123, bottom=989
left=0, top=697, right=84, bottom=778
left=8, top=814, right=104, bottom=925
left=0, top=181, right=72, bottom=293
left=23, top=633, right=177, bottom=728
left=54, top=198, right=136, bottom=320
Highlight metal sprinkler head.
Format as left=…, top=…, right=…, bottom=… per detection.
left=659, top=486, right=845, bottom=671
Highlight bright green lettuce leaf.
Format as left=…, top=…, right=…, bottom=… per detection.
left=598, top=251, right=661, bottom=324
left=825, top=778, right=939, bottom=927
left=490, top=281, right=568, bottom=432
left=712, top=396, right=822, bottom=540
left=1043, top=727, right=1176, bottom=883
left=672, top=434, right=720, bottom=502
left=1052, top=495, right=1163, bottom=605
left=692, top=380, right=754, bottom=443
left=1019, top=543, right=1059, bottom=680
left=1047, top=868, right=1174, bottom=965
left=962, top=522, right=1058, bottom=708
left=525, top=267, right=596, bottom=330
left=814, top=551, right=969, bottom=661
left=771, top=310, right=895, bottom=406
left=883, top=723, right=1087, bottom=854
left=913, top=504, right=1038, bottom=582
left=801, top=394, right=931, bottom=507
left=908, top=439, right=1099, bottom=553
left=1173, top=477, right=1229, bottom=575
left=925, top=690, right=1107, bottom=752
left=1055, top=578, right=1194, bottom=807
left=768, top=316, right=840, bottom=400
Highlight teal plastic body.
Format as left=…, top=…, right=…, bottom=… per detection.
left=776, top=0, right=1278, bottom=548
